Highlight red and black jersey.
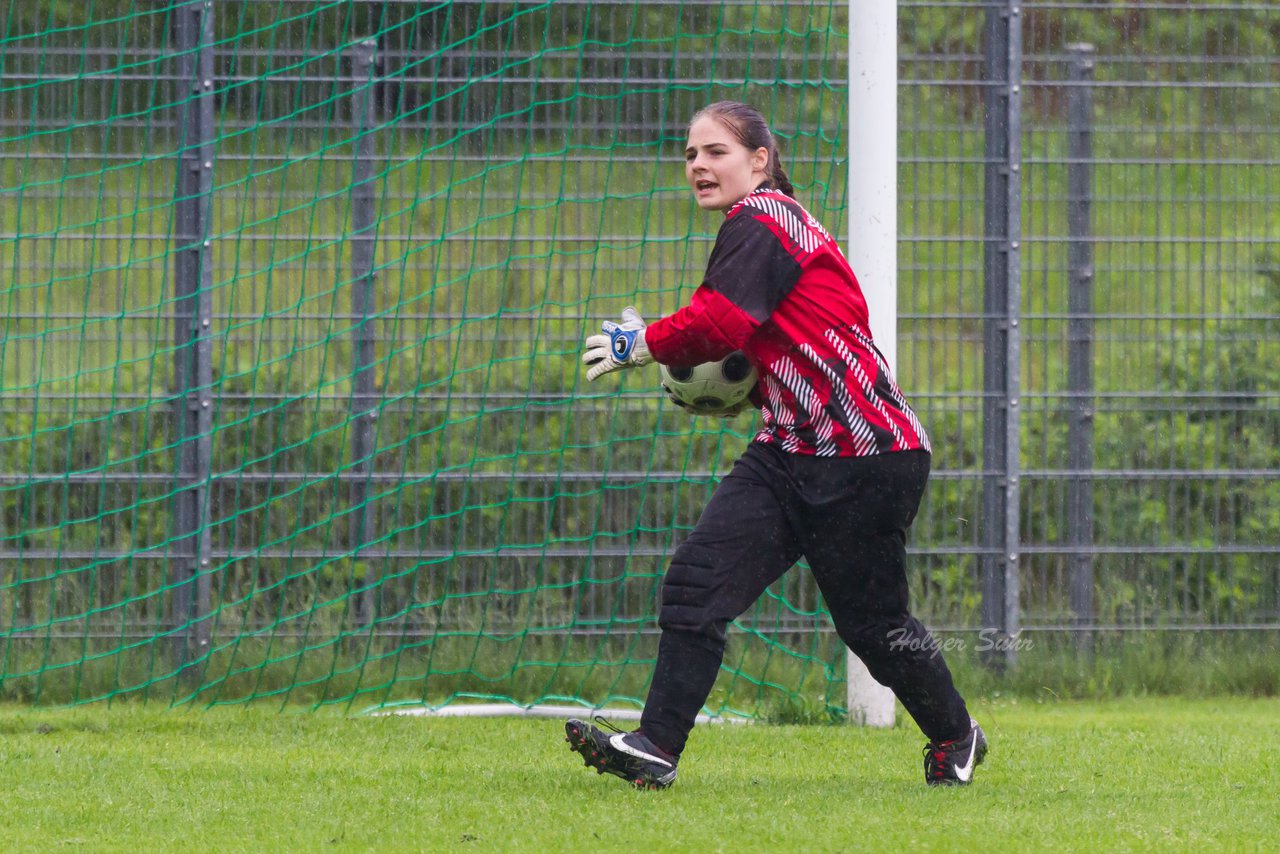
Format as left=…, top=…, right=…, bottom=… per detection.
left=644, top=187, right=930, bottom=458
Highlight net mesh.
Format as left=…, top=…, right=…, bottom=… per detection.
left=0, top=1, right=851, bottom=714
left=5, top=1, right=1279, bottom=712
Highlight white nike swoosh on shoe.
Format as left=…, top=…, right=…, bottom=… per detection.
left=609, top=733, right=674, bottom=768
left=953, top=738, right=977, bottom=782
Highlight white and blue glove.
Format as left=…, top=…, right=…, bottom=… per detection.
left=582, top=306, right=653, bottom=381
left=663, top=392, right=752, bottom=419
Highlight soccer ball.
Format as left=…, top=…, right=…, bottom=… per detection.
left=658, top=351, right=758, bottom=415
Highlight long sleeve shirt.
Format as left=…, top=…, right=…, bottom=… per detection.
left=644, top=187, right=930, bottom=457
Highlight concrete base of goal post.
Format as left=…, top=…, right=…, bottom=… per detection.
left=846, top=0, right=898, bottom=728
left=847, top=652, right=896, bottom=727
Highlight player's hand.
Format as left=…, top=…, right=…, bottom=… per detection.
left=582, top=306, right=653, bottom=381
left=662, top=387, right=752, bottom=419
left=710, top=399, right=752, bottom=419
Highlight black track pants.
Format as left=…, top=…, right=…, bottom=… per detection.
left=639, top=442, right=971, bottom=757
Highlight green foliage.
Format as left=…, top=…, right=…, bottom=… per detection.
left=2, top=0, right=1278, bottom=712
left=948, top=631, right=1280, bottom=700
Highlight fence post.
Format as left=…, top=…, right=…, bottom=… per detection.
left=1066, top=44, right=1096, bottom=646
left=980, top=0, right=1022, bottom=668
left=349, top=39, right=381, bottom=628
left=171, top=0, right=216, bottom=675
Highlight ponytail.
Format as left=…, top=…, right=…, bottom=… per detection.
left=770, top=160, right=796, bottom=198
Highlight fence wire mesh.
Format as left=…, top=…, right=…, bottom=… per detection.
left=0, top=1, right=1277, bottom=707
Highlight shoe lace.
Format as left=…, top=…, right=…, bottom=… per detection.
left=593, top=714, right=626, bottom=734
left=923, top=738, right=955, bottom=779
left=593, top=715, right=676, bottom=766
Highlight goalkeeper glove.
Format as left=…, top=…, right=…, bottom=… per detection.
left=582, top=306, right=653, bottom=381
left=662, top=388, right=753, bottom=419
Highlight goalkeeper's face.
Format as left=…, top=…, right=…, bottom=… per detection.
left=684, top=116, right=769, bottom=211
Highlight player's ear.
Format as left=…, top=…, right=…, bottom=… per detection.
left=751, top=147, right=768, bottom=173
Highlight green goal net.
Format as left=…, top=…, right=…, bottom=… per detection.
left=0, top=1, right=852, bottom=717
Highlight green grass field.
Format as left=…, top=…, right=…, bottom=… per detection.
left=1, top=697, right=1276, bottom=852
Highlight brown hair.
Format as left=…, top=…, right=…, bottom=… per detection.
left=689, top=101, right=795, bottom=198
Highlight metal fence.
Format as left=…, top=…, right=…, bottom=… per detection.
left=1, top=1, right=1277, bottom=663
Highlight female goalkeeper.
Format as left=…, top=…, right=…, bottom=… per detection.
left=569, top=101, right=985, bottom=789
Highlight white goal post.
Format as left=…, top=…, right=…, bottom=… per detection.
left=846, top=0, right=900, bottom=728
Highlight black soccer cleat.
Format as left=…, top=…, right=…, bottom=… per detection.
left=923, top=718, right=987, bottom=786
left=564, top=718, right=678, bottom=790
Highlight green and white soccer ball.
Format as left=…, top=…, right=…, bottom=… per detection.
left=659, top=351, right=758, bottom=415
